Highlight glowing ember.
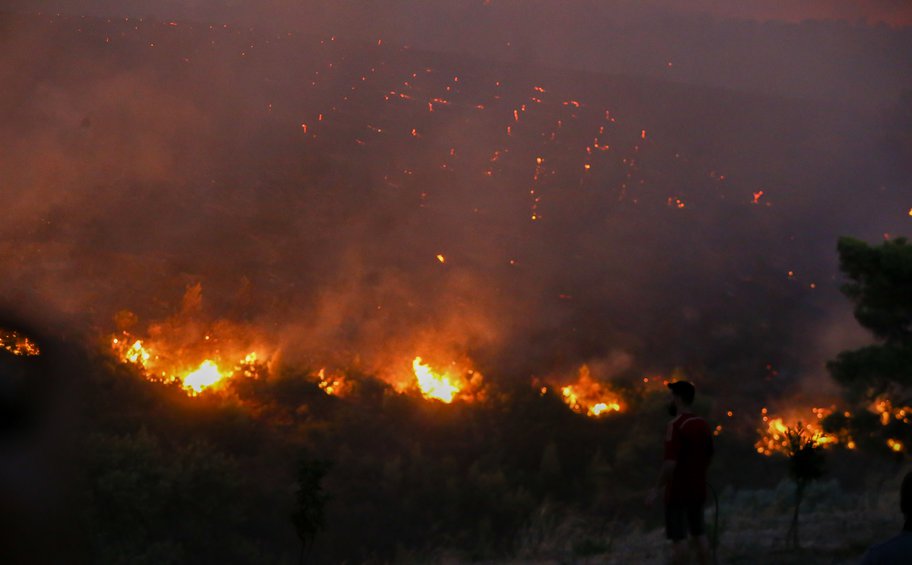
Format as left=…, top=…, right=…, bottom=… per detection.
left=888, top=438, right=904, bottom=453
left=871, top=397, right=912, bottom=426
left=412, top=357, right=461, bottom=403
left=558, top=365, right=622, bottom=417
left=755, top=407, right=838, bottom=456
left=316, top=368, right=352, bottom=397
left=0, top=329, right=41, bottom=357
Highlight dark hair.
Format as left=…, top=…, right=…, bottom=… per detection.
left=901, top=471, right=912, bottom=518
left=667, top=381, right=696, bottom=405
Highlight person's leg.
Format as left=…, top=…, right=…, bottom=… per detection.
left=691, top=534, right=710, bottom=565
left=686, top=502, right=710, bottom=565
left=666, top=504, right=688, bottom=564
left=671, top=540, right=689, bottom=564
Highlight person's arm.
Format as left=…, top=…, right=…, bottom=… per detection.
left=655, top=460, right=676, bottom=489
left=645, top=421, right=678, bottom=505
left=645, top=460, right=676, bottom=505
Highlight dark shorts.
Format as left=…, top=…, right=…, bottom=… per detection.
left=665, top=501, right=705, bottom=541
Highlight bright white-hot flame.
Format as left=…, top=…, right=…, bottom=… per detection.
left=590, top=401, right=620, bottom=416
left=412, top=357, right=460, bottom=403
left=126, top=340, right=151, bottom=366
left=183, top=360, right=225, bottom=394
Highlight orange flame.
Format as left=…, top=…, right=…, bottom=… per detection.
left=871, top=397, right=912, bottom=426
left=316, top=368, right=352, bottom=397
left=558, top=365, right=622, bottom=417
left=755, top=406, right=839, bottom=456
left=0, top=329, right=41, bottom=357
left=112, top=332, right=260, bottom=395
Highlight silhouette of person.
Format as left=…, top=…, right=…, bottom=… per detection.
left=646, top=380, right=713, bottom=565
left=861, top=470, right=912, bottom=564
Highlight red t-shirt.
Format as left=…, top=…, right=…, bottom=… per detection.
left=664, top=412, right=713, bottom=504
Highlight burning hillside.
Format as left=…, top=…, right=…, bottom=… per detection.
left=410, top=356, right=485, bottom=403
left=1, top=3, right=911, bottom=563
left=110, top=334, right=260, bottom=394
left=0, top=10, right=905, bottom=440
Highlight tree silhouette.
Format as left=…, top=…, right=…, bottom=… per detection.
left=826, top=237, right=912, bottom=454
left=291, top=457, right=330, bottom=565
left=783, top=424, right=825, bottom=549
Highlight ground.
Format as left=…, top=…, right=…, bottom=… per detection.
left=439, top=476, right=903, bottom=564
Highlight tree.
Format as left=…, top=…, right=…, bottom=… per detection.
left=826, top=237, right=912, bottom=454
left=783, top=424, right=825, bottom=549
left=86, top=430, right=259, bottom=564
left=291, top=457, right=330, bottom=565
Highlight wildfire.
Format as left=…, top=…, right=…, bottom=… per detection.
left=122, top=339, right=151, bottom=366
left=871, top=397, right=912, bottom=426
left=558, top=365, right=622, bottom=417
left=112, top=332, right=260, bottom=395
left=0, top=329, right=41, bottom=357
left=755, top=406, right=838, bottom=456
left=412, top=357, right=462, bottom=403
left=183, top=360, right=226, bottom=394
left=316, top=368, right=352, bottom=397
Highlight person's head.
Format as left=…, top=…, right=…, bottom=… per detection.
left=666, top=381, right=696, bottom=416
left=901, top=471, right=912, bottom=522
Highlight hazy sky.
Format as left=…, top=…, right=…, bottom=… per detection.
left=658, top=0, right=912, bottom=25
left=3, top=0, right=911, bottom=27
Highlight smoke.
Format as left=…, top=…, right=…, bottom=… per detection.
left=0, top=7, right=908, bottom=404
left=6, top=0, right=912, bottom=106
left=10, top=0, right=912, bottom=25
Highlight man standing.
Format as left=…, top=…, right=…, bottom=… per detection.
left=646, top=380, right=713, bottom=565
